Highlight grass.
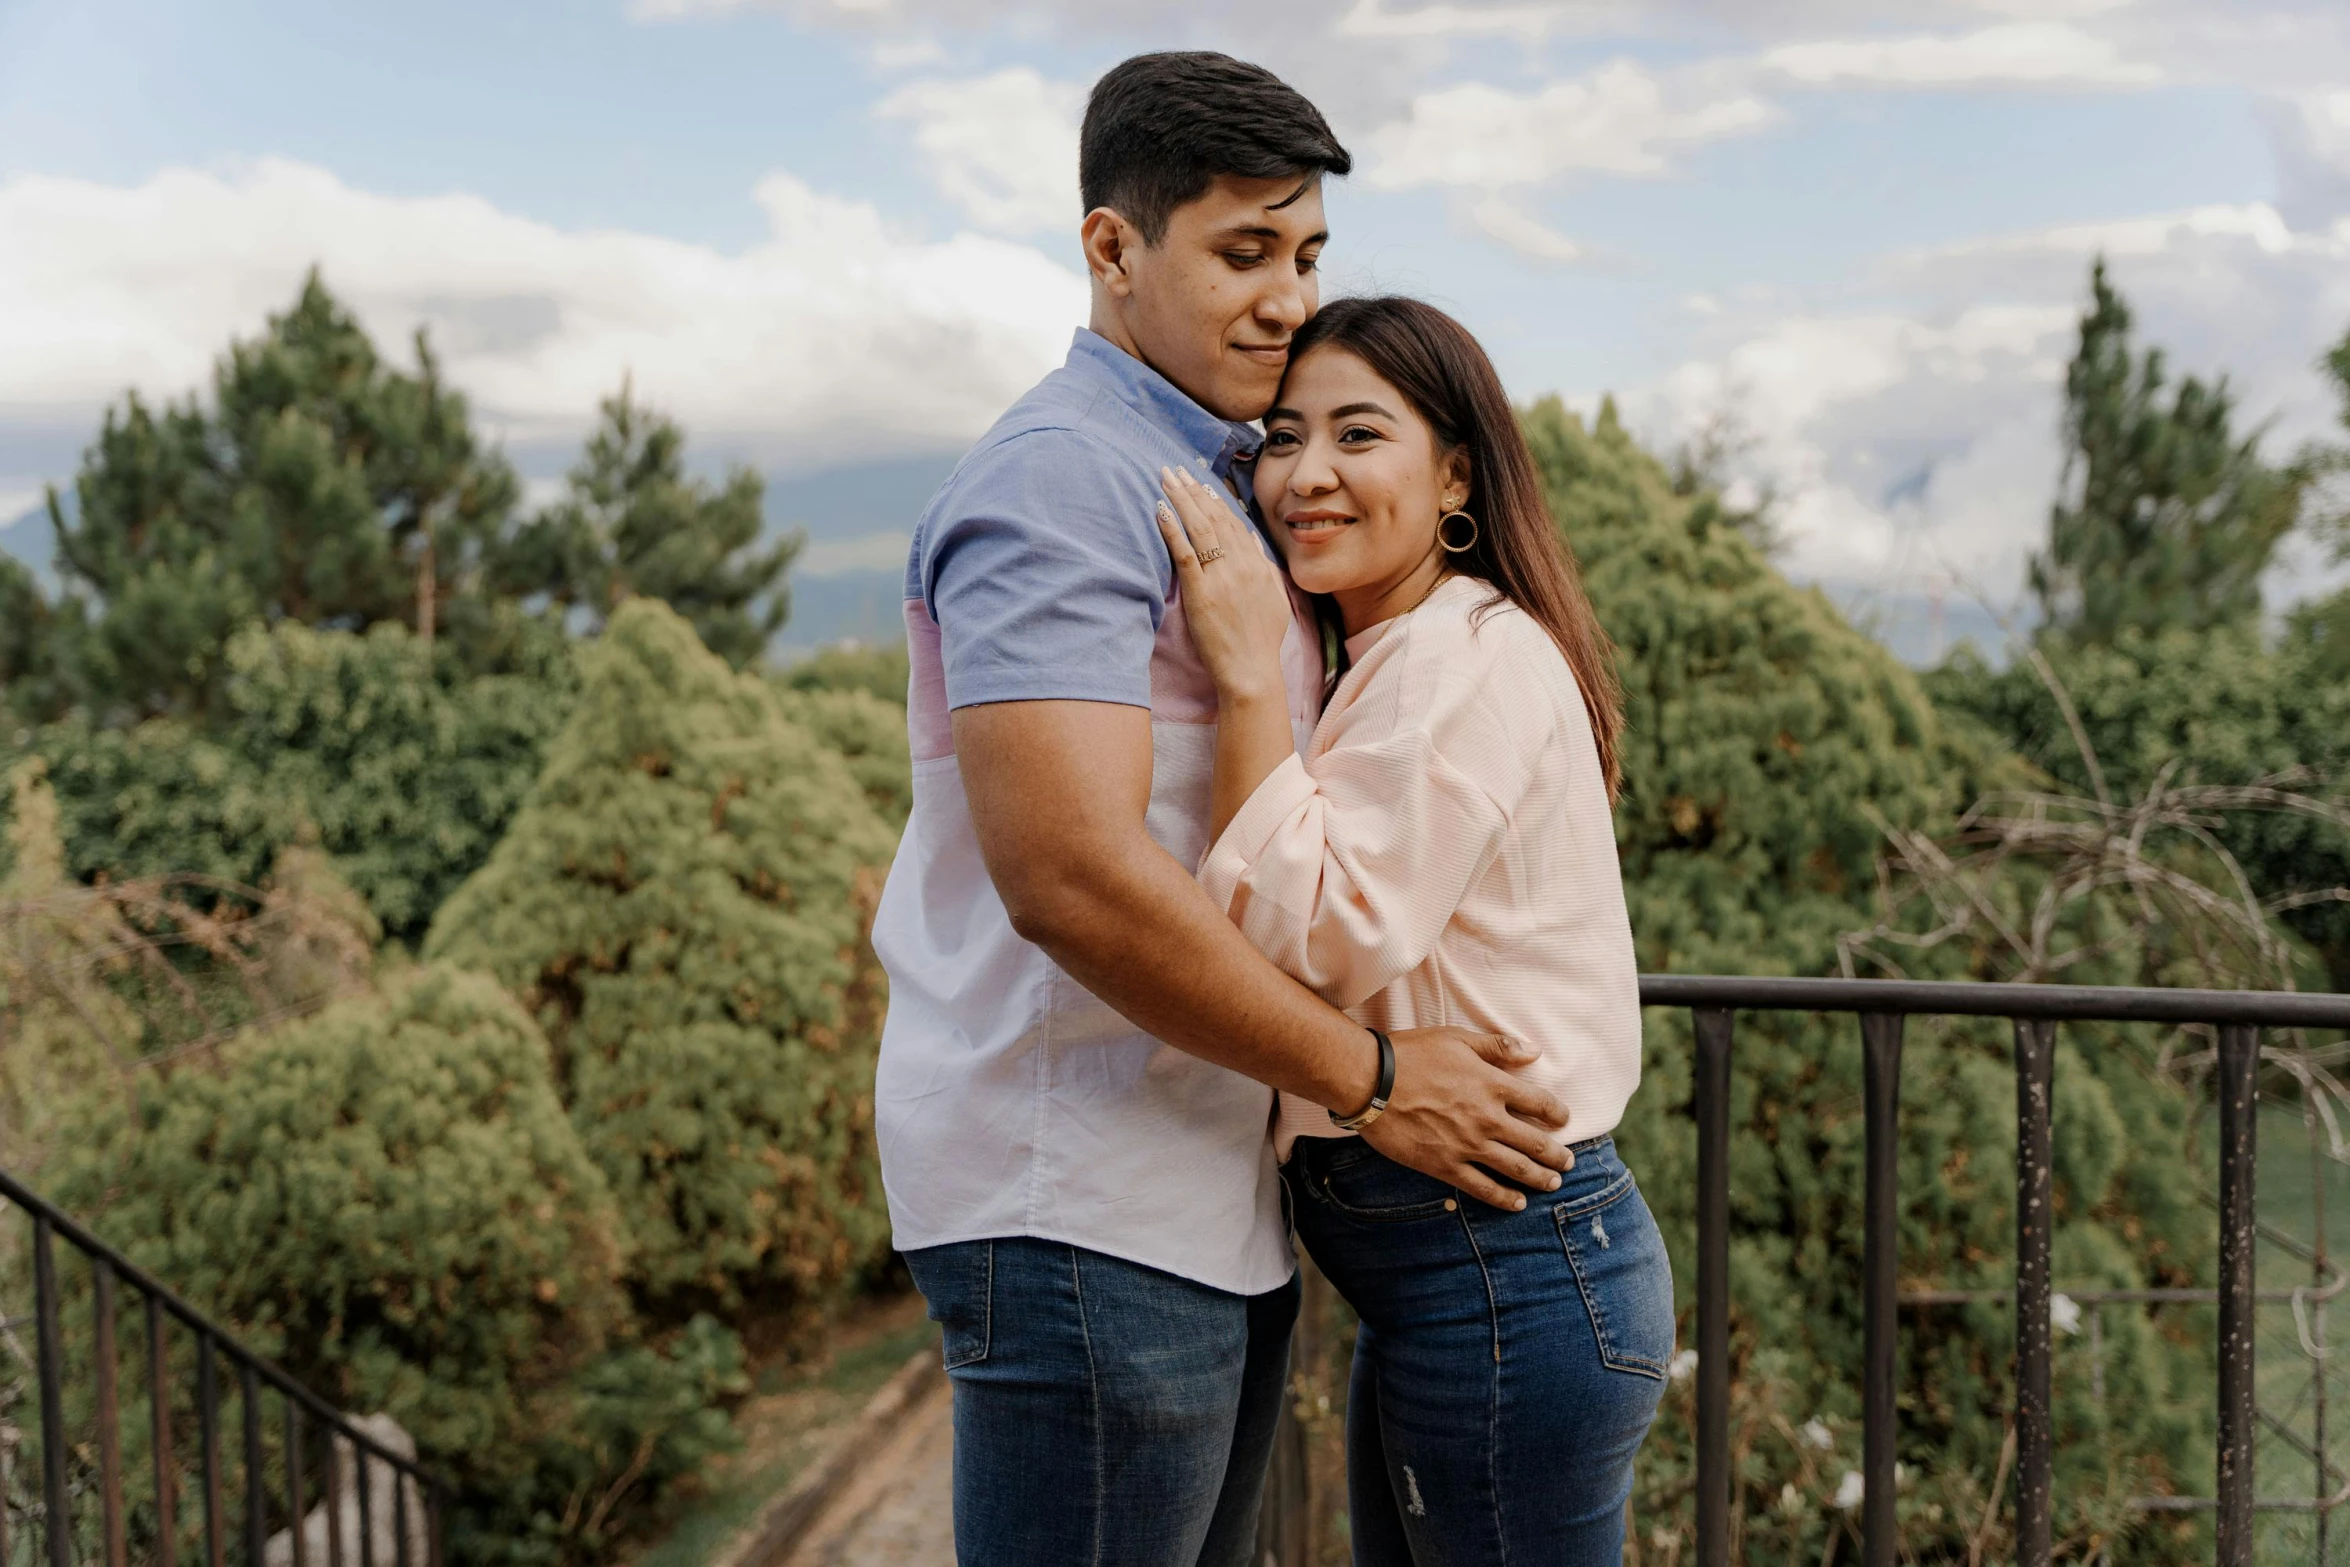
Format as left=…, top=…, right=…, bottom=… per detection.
left=623, top=1296, right=939, bottom=1567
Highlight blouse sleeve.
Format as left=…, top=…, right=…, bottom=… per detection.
left=1198, top=653, right=1547, bottom=1009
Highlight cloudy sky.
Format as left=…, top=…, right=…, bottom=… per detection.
left=4, top=0, right=2349, bottom=657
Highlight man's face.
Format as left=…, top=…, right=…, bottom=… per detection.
left=1097, top=174, right=1326, bottom=423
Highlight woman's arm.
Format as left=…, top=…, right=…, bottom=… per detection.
left=1155, top=467, right=1303, bottom=842
left=1201, top=623, right=1555, bottom=1010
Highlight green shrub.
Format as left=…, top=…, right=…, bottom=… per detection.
left=772, top=685, right=911, bottom=829
left=41, top=965, right=631, bottom=1477
left=1926, top=626, right=2350, bottom=989
left=777, top=642, right=909, bottom=708
left=425, top=599, right=897, bottom=1313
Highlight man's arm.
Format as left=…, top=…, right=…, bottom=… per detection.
left=954, top=698, right=1572, bottom=1210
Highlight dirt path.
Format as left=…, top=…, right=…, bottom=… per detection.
left=775, top=1371, right=955, bottom=1567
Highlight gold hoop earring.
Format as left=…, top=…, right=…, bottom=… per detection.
left=1437, top=510, right=1479, bottom=554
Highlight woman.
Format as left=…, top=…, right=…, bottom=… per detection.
left=1154, top=296, right=1671, bottom=1566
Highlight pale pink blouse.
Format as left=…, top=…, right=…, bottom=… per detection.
left=1199, top=573, right=1642, bottom=1155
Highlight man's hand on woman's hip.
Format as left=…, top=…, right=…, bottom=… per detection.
left=1360, top=1028, right=1572, bottom=1212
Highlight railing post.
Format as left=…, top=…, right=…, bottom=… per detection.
left=1860, top=1011, right=1906, bottom=1567
left=32, top=1213, right=71, bottom=1567
left=1693, top=1007, right=1734, bottom=1567
left=289, top=1400, right=308, bottom=1567
left=95, top=1256, right=128, bottom=1567
left=150, top=1294, right=178, bottom=1567
left=2216, top=1022, right=2259, bottom=1566
left=242, top=1360, right=267, bottom=1567
left=200, top=1330, right=226, bottom=1567
left=358, top=1446, right=375, bottom=1567
left=2013, top=1019, right=2055, bottom=1567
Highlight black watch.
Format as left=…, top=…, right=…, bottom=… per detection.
left=1329, top=1028, right=1395, bottom=1132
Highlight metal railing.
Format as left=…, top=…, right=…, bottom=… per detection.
left=1648, top=975, right=2350, bottom=1567
left=0, top=1166, right=448, bottom=1567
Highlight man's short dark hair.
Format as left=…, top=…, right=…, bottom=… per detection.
left=1081, top=52, right=1352, bottom=245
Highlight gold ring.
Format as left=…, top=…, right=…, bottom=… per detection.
left=1196, top=547, right=1227, bottom=565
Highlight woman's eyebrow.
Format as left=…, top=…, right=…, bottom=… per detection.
left=1328, top=401, right=1396, bottom=420
left=1265, top=405, right=1303, bottom=423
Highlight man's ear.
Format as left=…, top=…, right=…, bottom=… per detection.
left=1081, top=208, right=1140, bottom=299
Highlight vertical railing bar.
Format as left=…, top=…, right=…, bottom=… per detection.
left=2216, top=1021, right=2259, bottom=1566
left=2310, top=1085, right=2332, bottom=1562
left=150, top=1293, right=178, bottom=1567
left=240, top=1360, right=265, bottom=1567
left=1693, top=1006, right=1734, bottom=1567
left=393, top=1461, right=411, bottom=1567
left=428, top=1482, right=446, bottom=1567
left=356, top=1447, right=374, bottom=1567
left=1860, top=1011, right=1906, bottom=1567
left=324, top=1428, right=344, bottom=1567
left=31, top=1214, right=70, bottom=1567
left=2013, top=1018, right=2055, bottom=1567
left=288, top=1400, right=307, bottom=1567
left=199, top=1331, right=225, bottom=1567
left=94, top=1256, right=128, bottom=1567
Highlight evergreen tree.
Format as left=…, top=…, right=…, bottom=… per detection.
left=45, top=273, right=521, bottom=719
left=491, top=385, right=797, bottom=668
left=424, top=600, right=894, bottom=1311
left=2029, top=260, right=2303, bottom=645
left=11, top=618, right=575, bottom=945
left=0, top=556, right=72, bottom=721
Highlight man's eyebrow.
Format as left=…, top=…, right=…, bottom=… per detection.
left=1207, top=224, right=1329, bottom=246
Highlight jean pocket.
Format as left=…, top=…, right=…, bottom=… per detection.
left=1554, top=1179, right=1676, bottom=1380
left=1316, top=1145, right=1460, bottom=1224
left=906, top=1240, right=993, bottom=1370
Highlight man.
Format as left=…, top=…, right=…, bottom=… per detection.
left=872, top=50, right=1573, bottom=1566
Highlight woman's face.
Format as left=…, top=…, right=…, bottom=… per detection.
left=1251, top=346, right=1467, bottom=610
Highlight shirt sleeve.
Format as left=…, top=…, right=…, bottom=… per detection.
left=921, top=428, right=1167, bottom=711
left=1198, top=647, right=1550, bottom=1010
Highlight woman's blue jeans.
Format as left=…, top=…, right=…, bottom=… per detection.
left=1286, top=1134, right=1674, bottom=1566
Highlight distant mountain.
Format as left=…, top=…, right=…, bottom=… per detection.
left=765, top=454, right=958, bottom=661
left=0, top=499, right=56, bottom=589
left=764, top=453, right=957, bottom=545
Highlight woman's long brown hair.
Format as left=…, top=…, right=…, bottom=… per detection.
left=1282, top=296, right=1625, bottom=798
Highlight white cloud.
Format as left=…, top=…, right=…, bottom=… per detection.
left=1468, top=198, right=1585, bottom=262
left=0, top=159, right=1087, bottom=466
left=2267, top=88, right=2350, bottom=224
left=1621, top=200, right=2350, bottom=616
left=1334, top=0, right=1555, bottom=40
left=1367, top=62, right=1777, bottom=189
left=1764, top=22, right=2160, bottom=87
left=0, top=485, right=48, bottom=527
left=875, top=68, right=1085, bottom=236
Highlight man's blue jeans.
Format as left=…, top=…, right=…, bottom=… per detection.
left=904, top=1236, right=1299, bottom=1567
left=1287, top=1134, right=1674, bottom=1567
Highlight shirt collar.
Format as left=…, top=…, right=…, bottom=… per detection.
left=1067, top=328, right=1263, bottom=479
